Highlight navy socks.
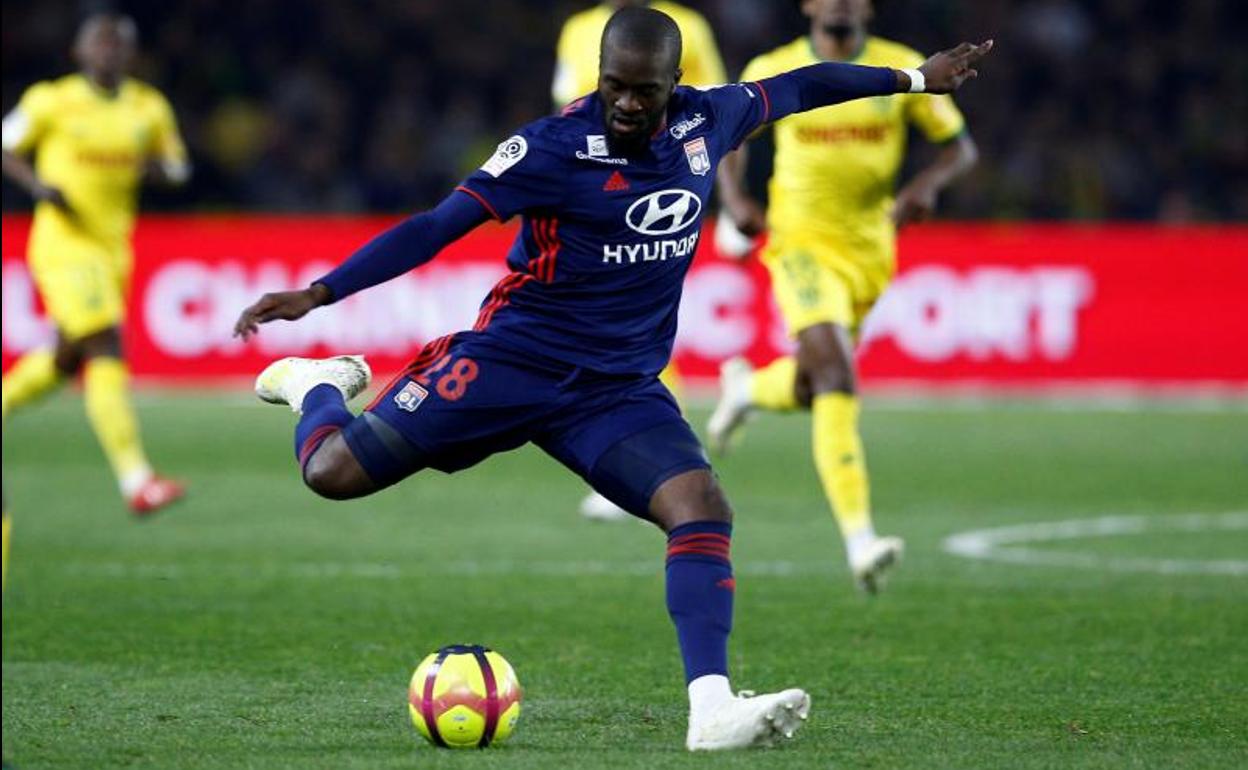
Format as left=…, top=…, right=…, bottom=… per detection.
left=665, top=521, right=734, bottom=683
left=294, top=384, right=353, bottom=474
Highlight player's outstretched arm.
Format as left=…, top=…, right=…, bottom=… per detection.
left=753, top=40, right=993, bottom=124
left=233, top=190, right=490, bottom=340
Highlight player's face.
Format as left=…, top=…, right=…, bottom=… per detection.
left=75, top=21, right=136, bottom=82
left=803, top=0, right=873, bottom=34
left=598, top=45, right=679, bottom=150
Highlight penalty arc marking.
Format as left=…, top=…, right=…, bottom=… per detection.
left=942, top=512, right=1248, bottom=576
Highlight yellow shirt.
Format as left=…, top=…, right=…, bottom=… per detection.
left=2, top=74, right=187, bottom=250
left=553, top=1, right=727, bottom=107
left=741, top=36, right=965, bottom=248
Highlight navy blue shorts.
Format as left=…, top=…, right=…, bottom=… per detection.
left=340, top=332, right=710, bottom=517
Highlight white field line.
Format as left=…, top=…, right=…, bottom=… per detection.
left=943, top=512, right=1248, bottom=576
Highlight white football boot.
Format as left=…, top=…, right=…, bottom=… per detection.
left=849, top=535, right=905, bottom=594
left=254, top=355, right=371, bottom=414
left=686, top=688, right=811, bottom=751
left=578, top=490, right=631, bottom=522
left=706, top=357, right=755, bottom=456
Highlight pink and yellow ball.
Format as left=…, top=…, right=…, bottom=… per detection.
left=408, top=644, right=522, bottom=749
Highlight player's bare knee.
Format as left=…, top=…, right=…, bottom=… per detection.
left=302, top=435, right=374, bottom=500
left=650, top=469, right=733, bottom=532
left=807, top=361, right=856, bottom=395
left=798, top=323, right=856, bottom=395
left=794, top=371, right=815, bottom=408
left=53, top=340, right=84, bottom=376
left=78, top=327, right=124, bottom=362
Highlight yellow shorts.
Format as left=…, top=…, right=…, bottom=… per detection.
left=28, top=233, right=132, bottom=341
left=762, top=230, right=894, bottom=337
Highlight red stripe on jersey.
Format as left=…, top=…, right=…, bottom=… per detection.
left=455, top=185, right=502, bottom=221
left=753, top=80, right=772, bottom=125
left=529, top=218, right=548, bottom=277
left=560, top=97, right=587, bottom=116
left=473, top=272, right=535, bottom=331
left=531, top=218, right=560, bottom=283
left=364, top=334, right=454, bottom=411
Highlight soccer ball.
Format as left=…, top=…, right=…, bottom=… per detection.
left=408, top=644, right=522, bottom=748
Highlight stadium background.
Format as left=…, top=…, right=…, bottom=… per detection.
left=3, top=0, right=1246, bottom=393
left=3, top=0, right=1247, bottom=391
left=4, top=0, right=1245, bottom=219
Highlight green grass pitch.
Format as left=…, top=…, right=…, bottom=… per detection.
left=3, top=391, right=1246, bottom=768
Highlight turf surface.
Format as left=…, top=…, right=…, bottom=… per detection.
left=3, top=392, right=1246, bottom=768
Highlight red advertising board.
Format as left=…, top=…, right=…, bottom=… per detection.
left=3, top=215, right=1247, bottom=389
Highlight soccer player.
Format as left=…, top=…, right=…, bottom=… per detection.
left=235, top=8, right=990, bottom=750
left=1, top=14, right=190, bottom=514
left=709, top=0, right=980, bottom=593
left=553, top=0, right=727, bottom=522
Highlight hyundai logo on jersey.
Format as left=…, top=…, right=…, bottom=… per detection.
left=625, top=189, right=703, bottom=236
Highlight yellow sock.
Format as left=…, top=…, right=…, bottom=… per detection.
left=2, top=508, right=10, bottom=592
left=748, top=356, right=800, bottom=412
left=812, top=392, right=873, bottom=543
left=83, top=357, right=152, bottom=496
left=2, top=349, right=63, bottom=420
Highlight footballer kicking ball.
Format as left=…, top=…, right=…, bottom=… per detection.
left=408, top=644, right=522, bottom=748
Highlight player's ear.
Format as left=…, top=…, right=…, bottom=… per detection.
left=673, top=67, right=683, bottom=86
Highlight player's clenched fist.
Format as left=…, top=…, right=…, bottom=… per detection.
left=919, top=40, right=993, bottom=94
left=233, top=284, right=332, bottom=340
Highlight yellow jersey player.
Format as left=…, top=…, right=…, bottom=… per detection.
left=709, top=0, right=979, bottom=592
left=553, top=0, right=727, bottom=522
left=1, top=13, right=190, bottom=515
left=553, top=0, right=726, bottom=108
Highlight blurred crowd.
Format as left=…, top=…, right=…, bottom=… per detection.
left=2, top=0, right=1244, bottom=221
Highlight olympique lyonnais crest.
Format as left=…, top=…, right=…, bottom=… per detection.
left=684, top=137, right=710, bottom=176
left=395, top=381, right=429, bottom=412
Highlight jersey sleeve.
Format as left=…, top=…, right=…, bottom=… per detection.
left=906, top=91, right=967, bottom=143
left=457, top=128, right=564, bottom=221
left=149, top=90, right=192, bottom=182
left=1, top=82, right=56, bottom=154
left=704, top=82, right=771, bottom=151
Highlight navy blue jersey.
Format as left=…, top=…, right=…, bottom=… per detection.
left=457, top=84, right=770, bottom=376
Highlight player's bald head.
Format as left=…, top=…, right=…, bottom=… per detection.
left=601, top=6, right=682, bottom=76
left=597, top=7, right=683, bottom=151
